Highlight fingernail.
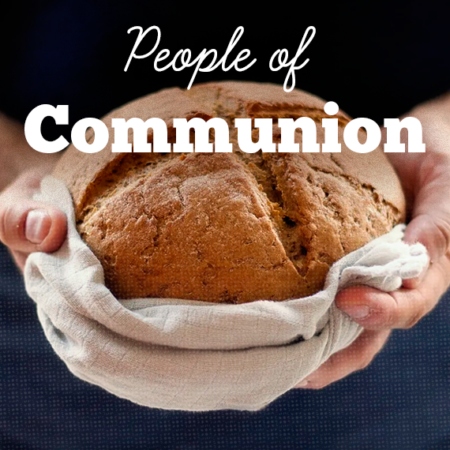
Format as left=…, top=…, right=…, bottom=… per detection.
left=25, top=210, right=51, bottom=244
left=343, top=305, right=370, bottom=320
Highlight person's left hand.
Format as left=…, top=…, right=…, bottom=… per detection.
left=297, top=97, right=450, bottom=389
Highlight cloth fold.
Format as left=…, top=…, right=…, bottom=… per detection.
left=24, top=176, right=429, bottom=411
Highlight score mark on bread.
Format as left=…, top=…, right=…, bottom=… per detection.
left=53, top=81, right=405, bottom=303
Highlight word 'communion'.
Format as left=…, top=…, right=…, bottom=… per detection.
left=25, top=102, right=425, bottom=154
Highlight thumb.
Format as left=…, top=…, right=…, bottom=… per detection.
left=0, top=191, right=67, bottom=255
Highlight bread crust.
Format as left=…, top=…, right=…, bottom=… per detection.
left=53, top=81, right=406, bottom=302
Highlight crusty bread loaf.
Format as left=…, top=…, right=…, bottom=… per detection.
left=53, top=81, right=406, bottom=303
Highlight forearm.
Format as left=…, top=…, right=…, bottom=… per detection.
left=389, top=91, right=450, bottom=161
left=383, top=92, right=450, bottom=219
left=0, top=112, right=61, bottom=191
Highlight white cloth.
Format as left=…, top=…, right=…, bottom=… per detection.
left=24, top=176, right=429, bottom=411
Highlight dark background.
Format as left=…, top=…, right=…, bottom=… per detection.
left=2, top=1, right=450, bottom=136
left=1, top=1, right=450, bottom=449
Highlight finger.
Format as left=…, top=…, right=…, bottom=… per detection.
left=296, top=329, right=391, bottom=389
left=0, top=199, right=67, bottom=254
left=402, top=258, right=429, bottom=289
left=336, top=252, right=450, bottom=329
left=0, top=176, right=67, bottom=254
left=404, top=213, right=450, bottom=263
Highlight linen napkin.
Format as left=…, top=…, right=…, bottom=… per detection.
left=24, top=176, right=429, bottom=411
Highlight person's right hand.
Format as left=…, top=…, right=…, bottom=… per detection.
left=0, top=112, right=67, bottom=271
left=0, top=167, right=67, bottom=271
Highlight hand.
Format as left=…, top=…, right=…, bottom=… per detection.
left=297, top=94, right=450, bottom=389
left=0, top=112, right=67, bottom=271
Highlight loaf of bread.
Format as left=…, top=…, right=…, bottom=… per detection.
left=53, top=81, right=406, bottom=303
